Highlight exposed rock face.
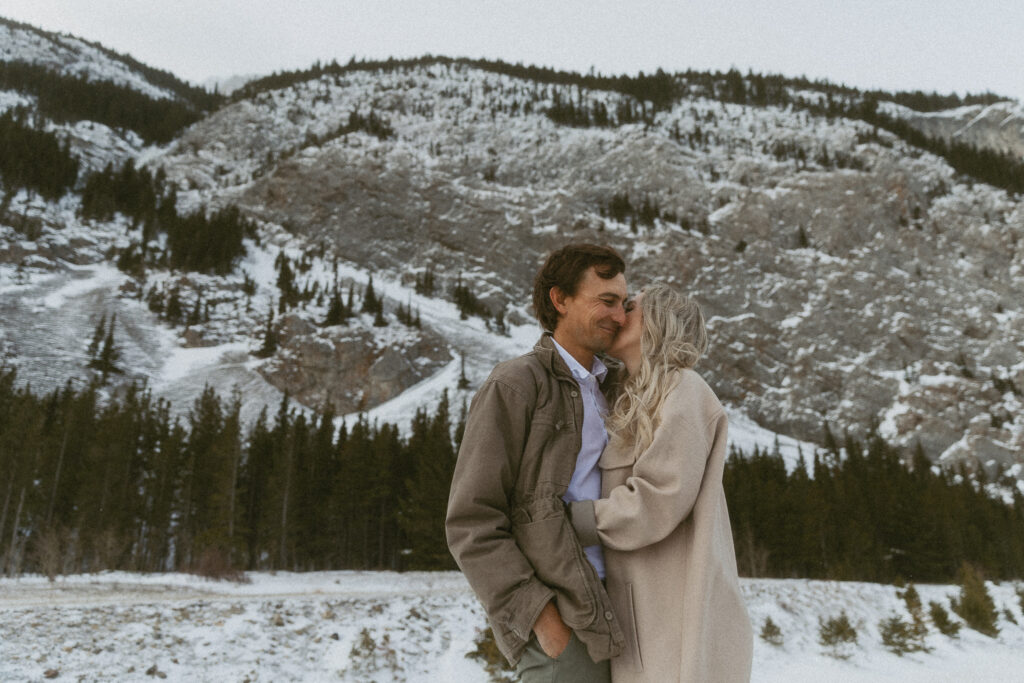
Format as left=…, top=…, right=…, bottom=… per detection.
left=880, top=101, right=1024, bottom=160
left=258, top=313, right=450, bottom=414
left=151, top=65, right=1024, bottom=477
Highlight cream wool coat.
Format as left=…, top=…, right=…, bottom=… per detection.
left=571, top=369, right=753, bottom=682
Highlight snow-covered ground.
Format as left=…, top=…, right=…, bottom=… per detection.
left=2, top=571, right=1022, bottom=682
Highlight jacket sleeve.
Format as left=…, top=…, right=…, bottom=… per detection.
left=445, top=378, right=555, bottom=645
left=571, top=389, right=724, bottom=552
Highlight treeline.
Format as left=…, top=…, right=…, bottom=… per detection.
left=0, top=107, right=79, bottom=201
left=232, top=55, right=680, bottom=112
left=601, top=191, right=689, bottom=232
left=726, top=428, right=1024, bottom=583
left=0, top=369, right=460, bottom=576
left=544, top=91, right=651, bottom=128
left=3, top=371, right=1024, bottom=582
left=232, top=56, right=1023, bottom=194
left=0, top=60, right=206, bottom=144
left=688, top=70, right=1024, bottom=195
left=81, top=160, right=254, bottom=274
left=863, top=88, right=1004, bottom=113
left=229, top=54, right=1006, bottom=124
left=303, top=110, right=394, bottom=145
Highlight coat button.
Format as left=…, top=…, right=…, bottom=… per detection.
left=570, top=390, right=579, bottom=397
left=604, top=610, right=614, bottom=621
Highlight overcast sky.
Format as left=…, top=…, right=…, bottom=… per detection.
left=4, top=0, right=1023, bottom=102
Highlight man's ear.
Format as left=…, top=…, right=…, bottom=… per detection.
left=549, top=286, right=569, bottom=316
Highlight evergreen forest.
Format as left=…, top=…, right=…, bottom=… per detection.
left=0, top=108, right=79, bottom=201
left=80, top=160, right=254, bottom=274
left=2, top=369, right=1022, bottom=582
left=0, top=60, right=213, bottom=144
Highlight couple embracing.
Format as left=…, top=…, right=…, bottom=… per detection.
left=446, top=243, right=753, bottom=682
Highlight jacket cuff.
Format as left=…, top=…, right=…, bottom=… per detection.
left=506, top=577, right=557, bottom=643
left=569, top=500, right=600, bottom=547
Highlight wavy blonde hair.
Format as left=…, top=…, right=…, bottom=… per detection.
left=606, top=284, right=709, bottom=459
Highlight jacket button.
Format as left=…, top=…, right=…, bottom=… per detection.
left=604, top=610, right=614, bottom=621
left=570, top=390, right=579, bottom=397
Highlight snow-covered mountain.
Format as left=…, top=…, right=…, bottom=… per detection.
left=200, top=73, right=260, bottom=96
left=1, top=20, right=1022, bottom=486
left=0, top=17, right=178, bottom=101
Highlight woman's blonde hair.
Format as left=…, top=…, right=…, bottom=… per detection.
left=606, top=283, right=709, bottom=458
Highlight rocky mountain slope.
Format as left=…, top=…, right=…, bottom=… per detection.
left=1, top=20, right=1022, bottom=484
left=881, top=99, right=1024, bottom=160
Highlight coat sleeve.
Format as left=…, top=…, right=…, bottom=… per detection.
left=445, top=378, right=555, bottom=645
left=571, top=387, right=722, bottom=552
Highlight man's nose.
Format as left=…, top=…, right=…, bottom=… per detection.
left=611, top=305, right=626, bottom=327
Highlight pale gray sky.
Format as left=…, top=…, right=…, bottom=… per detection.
left=4, top=0, right=1023, bottom=102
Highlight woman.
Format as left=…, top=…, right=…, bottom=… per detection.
left=568, top=284, right=753, bottom=682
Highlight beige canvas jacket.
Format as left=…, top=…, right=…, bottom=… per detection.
left=445, top=335, right=626, bottom=666
left=570, top=368, right=753, bottom=682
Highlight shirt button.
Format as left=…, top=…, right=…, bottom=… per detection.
left=604, top=610, right=614, bottom=621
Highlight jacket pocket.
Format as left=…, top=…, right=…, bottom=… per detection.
left=512, top=505, right=597, bottom=630
left=624, top=583, right=644, bottom=672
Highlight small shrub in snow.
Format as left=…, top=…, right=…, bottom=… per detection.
left=759, top=616, right=783, bottom=646
left=346, top=628, right=398, bottom=678
left=895, top=584, right=930, bottom=649
left=879, top=614, right=928, bottom=655
left=466, top=627, right=515, bottom=682
left=30, top=526, right=63, bottom=582
left=950, top=562, right=999, bottom=637
left=191, top=547, right=250, bottom=583
left=928, top=601, right=961, bottom=637
left=818, top=610, right=858, bottom=659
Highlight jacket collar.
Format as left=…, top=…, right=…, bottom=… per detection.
left=534, top=334, right=623, bottom=394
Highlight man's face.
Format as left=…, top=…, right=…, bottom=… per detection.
left=551, top=267, right=628, bottom=356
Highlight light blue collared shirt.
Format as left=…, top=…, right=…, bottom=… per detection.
left=552, top=338, right=608, bottom=579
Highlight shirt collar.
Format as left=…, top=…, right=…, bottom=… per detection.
left=551, top=338, right=609, bottom=384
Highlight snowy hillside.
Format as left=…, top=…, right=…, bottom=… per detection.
left=2, top=571, right=1023, bottom=682
left=1, top=26, right=1023, bottom=483
left=153, top=61, right=1024, bottom=477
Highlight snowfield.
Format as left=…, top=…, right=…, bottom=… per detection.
left=2, top=571, right=1023, bottom=682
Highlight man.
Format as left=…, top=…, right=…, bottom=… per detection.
left=446, top=243, right=629, bottom=681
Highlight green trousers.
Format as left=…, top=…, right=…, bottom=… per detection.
left=515, top=633, right=611, bottom=683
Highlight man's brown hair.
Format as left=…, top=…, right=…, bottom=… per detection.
left=532, top=243, right=626, bottom=332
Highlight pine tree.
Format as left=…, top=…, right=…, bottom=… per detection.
left=255, top=304, right=278, bottom=358
left=951, top=562, right=999, bottom=637
left=323, top=284, right=346, bottom=327
left=458, top=354, right=470, bottom=390
left=165, top=287, right=183, bottom=323
left=362, top=276, right=379, bottom=314
left=86, top=313, right=107, bottom=358
left=88, top=314, right=121, bottom=379
left=187, top=294, right=203, bottom=327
